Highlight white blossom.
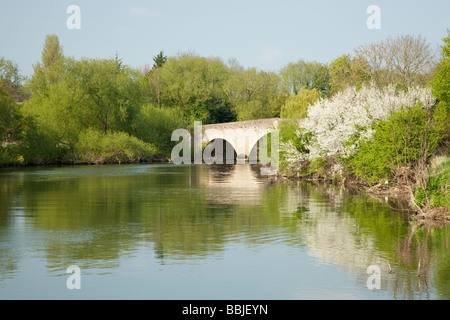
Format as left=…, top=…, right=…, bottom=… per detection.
left=280, top=84, right=436, bottom=169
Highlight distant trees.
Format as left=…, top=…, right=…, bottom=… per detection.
left=329, top=54, right=371, bottom=94
left=280, top=88, right=321, bottom=119
left=329, top=34, right=436, bottom=94
left=279, top=60, right=331, bottom=96
left=0, top=57, right=27, bottom=102
left=224, top=67, right=280, bottom=120
left=155, top=53, right=235, bottom=123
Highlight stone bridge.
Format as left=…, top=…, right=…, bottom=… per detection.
left=201, top=118, right=297, bottom=163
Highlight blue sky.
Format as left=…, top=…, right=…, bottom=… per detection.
left=1, top=0, right=449, bottom=77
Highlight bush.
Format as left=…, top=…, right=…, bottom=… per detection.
left=134, top=104, right=187, bottom=157
left=414, top=157, right=450, bottom=210
left=346, top=103, right=446, bottom=183
left=278, top=120, right=311, bottom=170
left=76, top=129, right=157, bottom=164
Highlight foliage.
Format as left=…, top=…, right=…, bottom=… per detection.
left=328, top=54, right=371, bottom=94
left=0, top=57, right=27, bottom=101
left=2, top=32, right=449, bottom=170
left=75, top=129, right=156, bottom=164
left=224, top=66, right=281, bottom=120
left=152, top=50, right=168, bottom=69
left=159, top=53, right=232, bottom=123
left=441, top=29, right=450, bottom=58
left=278, top=120, right=311, bottom=171
left=0, top=79, right=24, bottom=165
left=430, top=33, right=450, bottom=140
left=134, top=104, right=187, bottom=156
left=347, top=103, right=445, bottom=183
left=330, top=35, right=435, bottom=95
left=414, top=157, right=450, bottom=210
left=279, top=60, right=331, bottom=96
left=280, top=88, right=321, bottom=119
left=278, top=84, right=437, bottom=179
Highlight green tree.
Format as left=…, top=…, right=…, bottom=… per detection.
left=441, top=29, right=450, bottom=58
left=0, top=57, right=26, bottom=102
left=0, top=80, right=21, bottom=145
left=41, top=34, right=63, bottom=68
left=30, top=34, right=65, bottom=95
left=152, top=50, right=168, bottom=69
left=430, top=30, right=450, bottom=140
left=329, top=54, right=371, bottom=94
left=280, top=88, right=321, bottom=119
left=73, top=57, right=142, bottom=134
left=279, top=60, right=330, bottom=96
left=223, top=67, right=280, bottom=120
left=159, top=54, right=233, bottom=123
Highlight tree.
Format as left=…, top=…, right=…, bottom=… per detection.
left=0, top=57, right=26, bottom=102
left=354, top=34, right=435, bottom=88
left=73, top=58, right=142, bottom=134
left=30, top=34, right=65, bottom=94
left=223, top=67, right=280, bottom=120
left=329, top=54, right=371, bottom=94
left=152, top=50, right=168, bottom=69
left=41, top=34, right=63, bottom=68
left=159, top=54, right=233, bottom=123
left=280, top=84, right=436, bottom=164
left=441, top=29, right=450, bottom=58
left=279, top=60, right=330, bottom=96
left=430, top=30, right=450, bottom=140
left=146, top=51, right=168, bottom=108
left=280, top=88, right=321, bottom=119
left=0, top=79, right=21, bottom=144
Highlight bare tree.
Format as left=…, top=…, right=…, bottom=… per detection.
left=354, top=34, right=436, bottom=88
left=386, top=34, right=436, bottom=87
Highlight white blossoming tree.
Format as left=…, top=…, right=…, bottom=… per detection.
left=280, top=84, right=436, bottom=171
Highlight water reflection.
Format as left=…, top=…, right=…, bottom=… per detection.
left=0, top=164, right=448, bottom=299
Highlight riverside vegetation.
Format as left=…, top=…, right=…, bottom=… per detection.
left=1, top=32, right=449, bottom=220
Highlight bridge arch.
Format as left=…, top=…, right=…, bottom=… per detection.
left=202, top=138, right=237, bottom=164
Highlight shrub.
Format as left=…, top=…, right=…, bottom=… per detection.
left=278, top=120, right=311, bottom=170
left=134, top=104, right=187, bottom=157
left=346, top=103, right=445, bottom=183
left=76, top=129, right=157, bottom=164
left=414, top=157, right=450, bottom=210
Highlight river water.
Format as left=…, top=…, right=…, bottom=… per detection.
left=0, top=163, right=448, bottom=299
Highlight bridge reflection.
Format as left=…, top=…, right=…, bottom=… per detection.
left=194, top=163, right=271, bottom=205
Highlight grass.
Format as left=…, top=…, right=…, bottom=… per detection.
left=414, top=156, right=450, bottom=212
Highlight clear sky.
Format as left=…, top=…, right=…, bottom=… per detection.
left=1, top=0, right=449, bottom=77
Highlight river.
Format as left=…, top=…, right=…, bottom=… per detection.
left=0, top=163, right=448, bottom=299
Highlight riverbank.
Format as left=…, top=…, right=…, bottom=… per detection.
left=0, top=154, right=172, bottom=168
left=277, top=156, right=450, bottom=224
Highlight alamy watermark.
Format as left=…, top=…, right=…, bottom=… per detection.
left=66, top=265, right=81, bottom=290
left=366, top=5, right=381, bottom=30
left=366, top=265, right=381, bottom=290
left=66, top=5, right=81, bottom=30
